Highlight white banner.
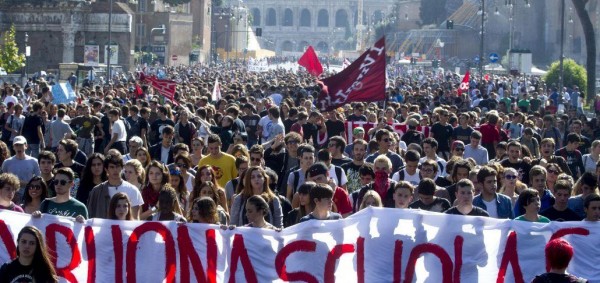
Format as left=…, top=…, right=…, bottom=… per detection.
left=1, top=208, right=599, bottom=282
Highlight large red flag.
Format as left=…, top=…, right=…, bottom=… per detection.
left=298, top=46, right=323, bottom=77
left=317, top=37, right=386, bottom=111
left=458, top=70, right=470, bottom=96
left=145, top=75, right=179, bottom=105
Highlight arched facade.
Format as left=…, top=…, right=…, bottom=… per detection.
left=316, top=42, right=329, bottom=54
left=243, top=0, right=396, bottom=54
left=282, top=8, right=293, bottom=26
left=266, top=8, right=276, bottom=26
left=281, top=40, right=294, bottom=51
left=299, top=9, right=311, bottom=27
left=317, top=9, right=329, bottom=27
left=297, top=41, right=310, bottom=51
left=335, top=9, right=349, bottom=28
left=251, top=8, right=261, bottom=26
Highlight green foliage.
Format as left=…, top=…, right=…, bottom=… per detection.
left=418, top=0, right=447, bottom=26
left=0, top=25, right=25, bottom=73
left=544, top=58, right=587, bottom=96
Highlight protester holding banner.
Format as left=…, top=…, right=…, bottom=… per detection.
left=299, top=183, right=342, bottom=223
left=0, top=226, right=58, bottom=283
left=33, top=168, right=87, bottom=222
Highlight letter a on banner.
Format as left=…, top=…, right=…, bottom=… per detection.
left=317, top=37, right=386, bottom=111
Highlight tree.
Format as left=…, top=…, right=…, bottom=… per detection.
left=418, top=0, right=447, bottom=26
left=544, top=58, right=587, bottom=93
left=571, top=0, right=596, bottom=101
left=0, top=25, right=25, bottom=73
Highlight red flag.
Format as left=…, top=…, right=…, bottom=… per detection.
left=298, top=46, right=323, bottom=77
left=317, top=37, right=386, bottom=111
left=145, top=76, right=178, bottom=105
left=458, top=70, right=470, bottom=96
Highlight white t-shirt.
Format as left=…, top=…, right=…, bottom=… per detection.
left=111, top=120, right=127, bottom=142
left=108, top=180, right=144, bottom=207
left=392, top=169, right=421, bottom=186
left=482, top=198, right=498, bottom=218
left=161, top=146, right=170, bottom=164
left=328, top=164, right=347, bottom=186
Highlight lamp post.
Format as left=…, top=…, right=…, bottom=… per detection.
left=107, top=0, right=114, bottom=83
left=479, top=0, right=485, bottom=81
left=558, top=0, right=565, bottom=96
left=25, top=32, right=29, bottom=79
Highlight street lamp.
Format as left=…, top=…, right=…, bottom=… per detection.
left=478, top=0, right=485, bottom=81
left=107, top=0, right=114, bottom=83
left=559, top=0, right=566, bottom=97
left=24, top=32, right=29, bottom=79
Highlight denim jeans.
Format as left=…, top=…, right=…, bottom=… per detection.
left=77, top=137, right=94, bottom=156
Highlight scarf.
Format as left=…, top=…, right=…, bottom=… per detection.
left=373, top=171, right=390, bottom=199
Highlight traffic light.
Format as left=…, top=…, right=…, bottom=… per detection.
left=410, top=57, right=416, bottom=65
left=432, top=59, right=439, bottom=68
left=256, top=28, right=262, bottom=37
left=446, top=20, right=454, bottom=29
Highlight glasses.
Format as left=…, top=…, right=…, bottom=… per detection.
left=176, top=163, right=189, bottom=169
left=286, top=140, right=299, bottom=145
left=505, top=175, right=518, bottom=180
left=53, top=179, right=70, bottom=186
left=548, top=169, right=560, bottom=175
left=455, top=148, right=465, bottom=152
left=421, top=168, right=434, bottom=173
left=28, top=185, right=42, bottom=190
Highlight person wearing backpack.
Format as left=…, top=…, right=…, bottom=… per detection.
left=286, top=144, right=315, bottom=207
left=503, top=113, right=524, bottom=140
left=317, top=148, right=347, bottom=191
left=392, top=149, right=421, bottom=186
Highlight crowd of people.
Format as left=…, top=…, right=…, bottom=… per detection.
left=0, top=61, right=597, bottom=281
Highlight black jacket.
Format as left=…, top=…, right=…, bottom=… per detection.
left=149, top=143, right=175, bottom=164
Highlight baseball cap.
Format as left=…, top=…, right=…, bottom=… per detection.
left=13, top=136, right=27, bottom=145
left=307, top=163, right=329, bottom=178
left=451, top=140, right=465, bottom=151
left=353, top=127, right=365, bottom=135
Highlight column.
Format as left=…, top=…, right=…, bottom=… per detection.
left=62, top=27, right=76, bottom=63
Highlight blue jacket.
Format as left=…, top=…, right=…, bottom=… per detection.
left=513, top=189, right=555, bottom=218
left=473, top=193, right=514, bottom=219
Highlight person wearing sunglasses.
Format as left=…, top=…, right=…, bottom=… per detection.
left=172, top=153, right=194, bottom=192
left=20, top=177, right=48, bottom=214
left=450, top=140, right=465, bottom=159
left=365, top=129, right=404, bottom=173
left=33, top=168, right=87, bottom=223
